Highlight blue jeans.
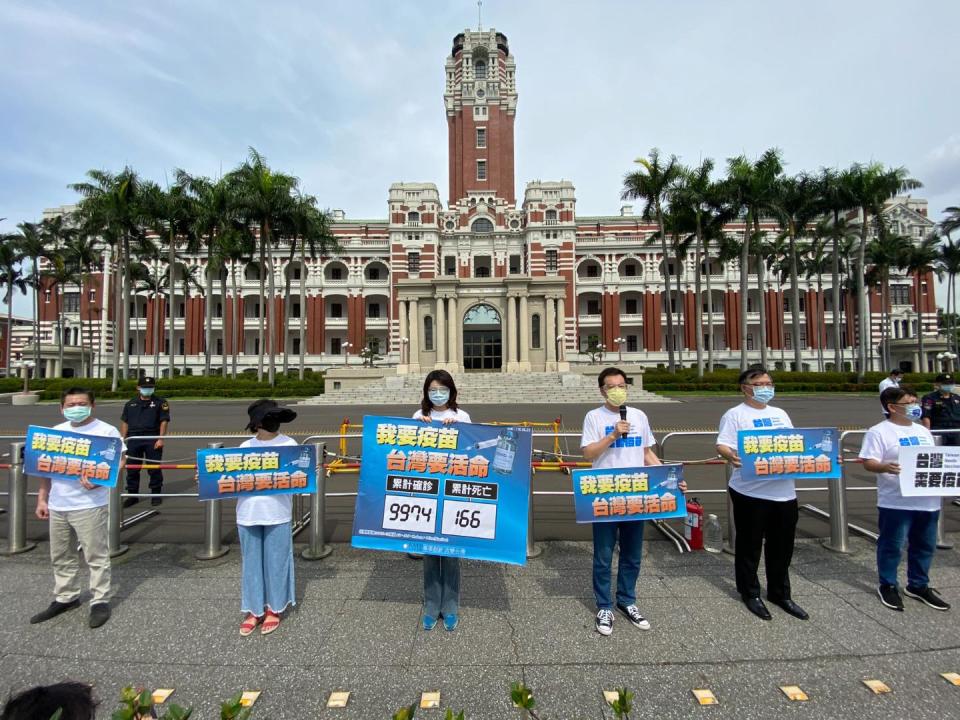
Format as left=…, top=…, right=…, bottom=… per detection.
left=876, top=507, right=939, bottom=589
left=592, top=521, right=644, bottom=610
left=423, top=555, right=460, bottom=617
left=238, top=523, right=296, bottom=616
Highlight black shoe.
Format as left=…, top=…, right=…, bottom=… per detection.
left=743, top=597, right=772, bottom=620
left=122, top=497, right=139, bottom=508
left=30, top=599, right=80, bottom=624
left=151, top=496, right=162, bottom=506
left=89, top=603, right=111, bottom=628
left=904, top=586, right=951, bottom=611
left=769, top=597, right=809, bottom=620
left=878, top=584, right=904, bottom=611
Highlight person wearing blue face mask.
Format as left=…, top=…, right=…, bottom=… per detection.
left=716, top=366, right=808, bottom=622
left=120, top=376, right=170, bottom=507
left=30, top=388, right=125, bottom=629
left=860, top=387, right=951, bottom=612
left=412, top=369, right=471, bottom=631
left=921, top=373, right=960, bottom=447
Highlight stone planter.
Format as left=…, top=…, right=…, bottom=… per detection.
left=11, top=393, right=39, bottom=406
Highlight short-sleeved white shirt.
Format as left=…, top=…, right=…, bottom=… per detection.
left=717, top=402, right=795, bottom=501
left=879, top=378, right=900, bottom=394
left=858, top=420, right=940, bottom=512
left=580, top=405, right=655, bottom=470
left=235, top=434, right=297, bottom=526
left=412, top=408, right=472, bottom=424
left=47, top=418, right=125, bottom=512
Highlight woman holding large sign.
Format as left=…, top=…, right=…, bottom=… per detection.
left=716, top=367, right=808, bottom=622
left=860, top=387, right=951, bottom=612
left=414, top=370, right=471, bottom=632
left=236, top=400, right=299, bottom=636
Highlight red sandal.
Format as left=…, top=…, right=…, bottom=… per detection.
left=260, top=612, right=281, bottom=635
left=239, top=614, right=261, bottom=637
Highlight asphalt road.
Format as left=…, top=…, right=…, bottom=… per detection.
left=2, top=394, right=956, bottom=546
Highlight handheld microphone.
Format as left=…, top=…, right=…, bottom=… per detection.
left=619, top=404, right=628, bottom=438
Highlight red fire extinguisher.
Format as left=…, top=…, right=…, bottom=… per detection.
left=685, top=497, right=704, bottom=550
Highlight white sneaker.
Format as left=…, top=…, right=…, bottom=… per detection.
left=617, top=603, right=651, bottom=630
left=595, top=609, right=614, bottom=636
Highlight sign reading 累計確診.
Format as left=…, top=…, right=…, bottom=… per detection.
left=571, top=465, right=686, bottom=523
left=351, top=415, right=532, bottom=565
left=737, top=427, right=841, bottom=482
left=196, top=445, right=317, bottom=500
left=25, top=424, right=122, bottom=488
left=898, top=445, right=960, bottom=497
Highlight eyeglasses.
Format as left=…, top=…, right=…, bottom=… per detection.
left=889, top=401, right=916, bottom=406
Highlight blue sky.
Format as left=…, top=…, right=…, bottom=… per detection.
left=2, top=0, right=959, bottom=314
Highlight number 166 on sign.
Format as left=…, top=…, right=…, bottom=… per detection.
left=441, top=500, right=497, bottom=539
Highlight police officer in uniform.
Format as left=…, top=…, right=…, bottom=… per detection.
left=921, top=373, right=960, bottom=446
left=120, top=377, right=170, bottom=507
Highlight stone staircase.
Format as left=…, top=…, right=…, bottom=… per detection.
left=299, top=371, right=675, bottom=405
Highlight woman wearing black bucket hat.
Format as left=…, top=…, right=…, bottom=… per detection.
left=236, top=399, right=299, bottom=636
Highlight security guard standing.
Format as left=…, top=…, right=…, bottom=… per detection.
left=120, top=376, right=170, bottom=507
left=921, top=373, right=960, bottom=446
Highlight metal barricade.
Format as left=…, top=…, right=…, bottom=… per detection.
left=3, top=441, right=35, bottom=555
left=196, top=442, right=229, bottom=560
left=301, top=442, right=333, bottom=560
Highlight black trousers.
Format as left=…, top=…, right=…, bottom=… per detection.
left=126, top=437, right=163, bottom=493
left=729, top=487, right=798, bottom=602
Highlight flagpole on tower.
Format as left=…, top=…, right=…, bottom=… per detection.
left=478, top=0, right=482, bottom=31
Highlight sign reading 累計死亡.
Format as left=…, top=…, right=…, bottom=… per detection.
left=898, top=445, right=960, bottom=497
left=24, top=424, right=123, bottom=488
left=196, top=445, right=317, bottom=500
left=571, top=465, right=687, bottom=523
left=351, top=415, right=532, bottom=566
left=737, top=427, right=841, bottom=482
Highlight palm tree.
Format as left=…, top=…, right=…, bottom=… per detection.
left=866, top=230, right=912, bottom=370
left=175, top=172, right=237, bottom=376
left=70, top=167, right=144, bottom=388
left=41, top=254, right=81, bottom=377
left=939, top=238, right=960, bottom=356
left=764, top=233, right=791, bottom=369
left=844, top=163, right=922, bottom=379
left=170, top=261, right=204, bottom=375
left=772, top=174, right=820, bottom=371
left=905, top=232, right=941, bottom=372
left=0, top=240, right=28, bottom=377
left=13, top=221, right=48, bottom=371
left=621, top=148, right=682, bottom=371
left=64, top=234, right=101, bottom=376
left=722, top=149, right=784, bottom=370
left=817, top=169, right=855, bottom=371
left=942, top=206, right=960, bottom=240
left=217, top=228, right=255, bottom=378
left=803, top=235, right=831, bottom=372
left=228, top=148, right=297, bottom=386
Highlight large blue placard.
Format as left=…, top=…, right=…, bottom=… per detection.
left=351, top=415, right=532, bottom=566
left=196, top=445, right=317, bottom=500
left=25, top=424, right=122, bottom=488
left=571, top=464, right=686, bottom=523
left=737, top=427, right=841, bottom=482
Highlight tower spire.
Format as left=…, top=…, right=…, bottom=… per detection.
left=478, top=0, right=482, bottom=30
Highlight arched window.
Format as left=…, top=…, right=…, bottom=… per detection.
left=475, top=59, right=487, bottom=79
left=531, top=314, right=541, bottom=349
left=244, top=263, right=260, bottom=281
left=472, top=217, right=494, bottom=233
left=545, top=209, right=558, bottom=225
left=407, top=211, right=420, bottom=225
left=424, top=315, right=434, bottom=350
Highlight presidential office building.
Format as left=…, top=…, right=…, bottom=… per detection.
left=28, top=28, right=942, bottom=378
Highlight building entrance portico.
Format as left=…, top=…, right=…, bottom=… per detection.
left=462, top=303, right=502, bottom=371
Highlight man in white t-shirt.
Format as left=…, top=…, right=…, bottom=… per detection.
left=30, top=387, right=125, bottom=629
left=716, top=366, right=808, bottom=622
left=859, top=386, right=951, bottom=612
left=879, top=369, right=903, bottom=394
left=581, top=367, right=679, bottom=636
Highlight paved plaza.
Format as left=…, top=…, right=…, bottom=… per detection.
left=2, top=395, right=960, bottom=717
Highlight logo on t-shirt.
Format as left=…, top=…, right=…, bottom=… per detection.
left=603, top=425, right=642, bottom=447
left=752, top=418, right=784, bottom=428
left=899, top=436, right=934, bottom=447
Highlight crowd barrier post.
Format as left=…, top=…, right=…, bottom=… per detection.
left=526, top=474, right=541, bottom=559
left=107, top=462, right=129, bottom=558
left=302, top=442, right=333, bottom=560
left=196, top=442, right=229, bottom=560
left=723, top=462, right=736, bottom=555
left=937, top=499, right=954, bottom=550
left=3, top=441, right=35, bottom=555
left=821, top=431, right=853, bottom=554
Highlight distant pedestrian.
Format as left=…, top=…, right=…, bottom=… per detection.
left=879, top=369, right=903, bottom=394
left=120, top=376, right=170, bottom=507
left=414, top=369, right=470, bottom=632
left=236, top=399, right=299, bottom=636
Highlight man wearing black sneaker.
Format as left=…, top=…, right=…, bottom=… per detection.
left=581, top=367, right=685, bottom=636
left=120, top=376, right=170, bottom=508
left=30, top=387, right=125, bottom=629
left=861, top=386, right=952, bottom=613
